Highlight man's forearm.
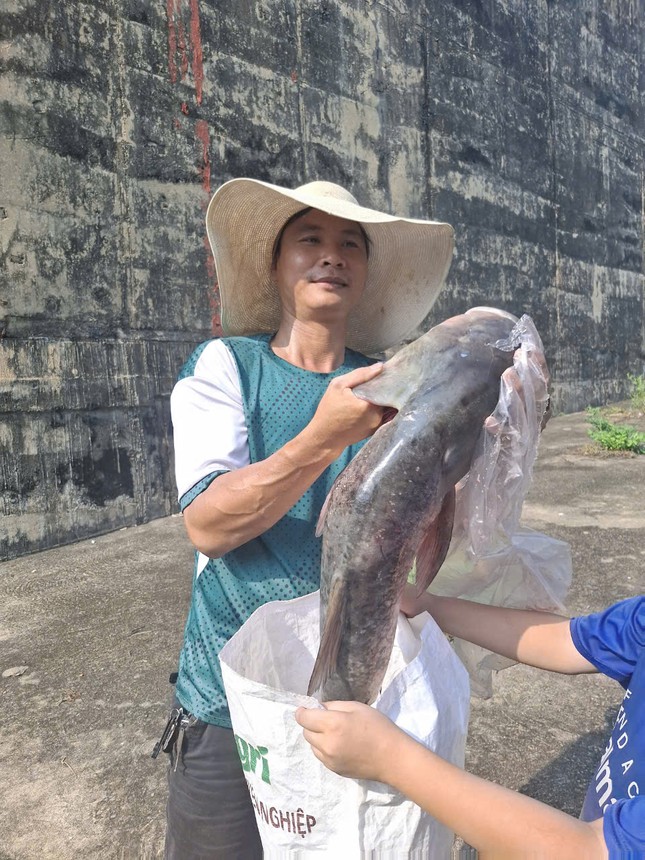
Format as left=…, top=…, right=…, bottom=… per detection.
left=182, top=362, right=385, bottom=557
left=182, top=424, right=341, bottom=557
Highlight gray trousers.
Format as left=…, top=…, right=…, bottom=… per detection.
left=165, top=715, right=263, bottom=859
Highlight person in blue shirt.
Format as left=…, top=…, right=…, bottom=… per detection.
left=297, top=593, right=645, bottom=859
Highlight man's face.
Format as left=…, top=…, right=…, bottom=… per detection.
left=271, top=209, right=369, bottom=323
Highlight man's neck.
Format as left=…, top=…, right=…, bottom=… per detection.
left=270, top=319, right=347, bottom=372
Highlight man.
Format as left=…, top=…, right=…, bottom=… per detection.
left=159, top=178, right=455, bottom=858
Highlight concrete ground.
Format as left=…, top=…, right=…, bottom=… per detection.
left=1, top=406, right=644, bottom=859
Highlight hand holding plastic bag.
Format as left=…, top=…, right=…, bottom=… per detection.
left=430, top=314, right=572, bottom=697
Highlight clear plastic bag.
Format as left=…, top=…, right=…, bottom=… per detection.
left=430, top=313, right=572, bottom=697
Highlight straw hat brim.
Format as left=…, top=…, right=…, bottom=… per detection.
left=206, top=178, right=455, bottom=355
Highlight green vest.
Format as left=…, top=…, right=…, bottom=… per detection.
left=175, top=335, right=373, bottom=726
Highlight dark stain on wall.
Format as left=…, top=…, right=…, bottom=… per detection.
left=1, top=0, right=643, bottom=559
left=58, top=446, right=134, bottom=508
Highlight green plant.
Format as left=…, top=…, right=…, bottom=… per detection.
left=627, top=373, right=645, bottom=411
left=586, top=407, right=645, bottom=454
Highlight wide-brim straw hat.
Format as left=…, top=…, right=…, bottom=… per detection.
left=206, top=178, right=454, bottom=355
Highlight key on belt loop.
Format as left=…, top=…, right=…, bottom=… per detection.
left=151, top=707, right=182, bottom=759
left=173, top=712, right=197, bottom=772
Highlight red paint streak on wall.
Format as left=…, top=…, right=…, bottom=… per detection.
left=166, top=0, right=204, bottom=105
left=195, top=119, right=211, bottom=196
left=166, top=0, right=178, bottom=84
left=166, top=0, right=217, bottom=333
left=189, top=0, right=204, bottom=105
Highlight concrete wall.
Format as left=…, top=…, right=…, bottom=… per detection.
left=1, top=0, right=643, bottom=559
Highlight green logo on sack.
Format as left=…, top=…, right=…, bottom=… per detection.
left=235, top=734, right=270, bottom=784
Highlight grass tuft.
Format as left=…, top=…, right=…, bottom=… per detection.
left=586, top=407, right=645, bottom=454
left=628, top=373, right=645, bottom=412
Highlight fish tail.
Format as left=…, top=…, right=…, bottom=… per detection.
left=307, top=577, right=347, bottom=697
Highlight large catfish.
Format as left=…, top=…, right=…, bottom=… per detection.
left=308, top=306, right=525, bottom=703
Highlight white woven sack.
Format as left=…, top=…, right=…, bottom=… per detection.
left=219, top=590, right=469, bottom=858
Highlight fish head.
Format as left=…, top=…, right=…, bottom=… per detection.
left=352, top=306, right=520, bottom=410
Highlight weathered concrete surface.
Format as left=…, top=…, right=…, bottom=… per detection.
left=1, top=0, right=644, bottom=558
left=1, top=407, right=644, bottom=857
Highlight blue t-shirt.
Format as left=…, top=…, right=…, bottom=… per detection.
left=571, top=596, right=645, bottom=857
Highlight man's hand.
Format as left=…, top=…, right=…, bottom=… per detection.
left=308, top=363, right=385, bottom=456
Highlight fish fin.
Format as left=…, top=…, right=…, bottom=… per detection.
left=307, top=577, right=346, bottom=696
left=414, top=487, right=456, bottom=593
left=352, top=362, right=415, bottom=409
